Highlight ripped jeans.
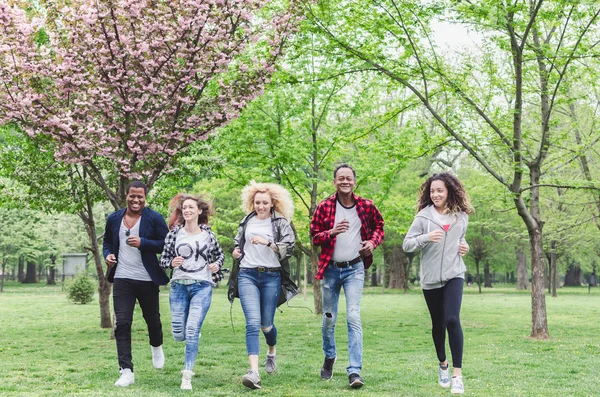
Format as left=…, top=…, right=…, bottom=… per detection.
left=238, top=268, right=281, bottom=356
left=321, top=261, right=364, bottom=375
left=169, top=281, right=213, bottom=371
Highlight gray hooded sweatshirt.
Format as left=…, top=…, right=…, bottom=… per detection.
left=402, top=205, right=469, bottom=290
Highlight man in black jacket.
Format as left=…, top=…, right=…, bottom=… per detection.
left=103, top=180, right=169, bottom=387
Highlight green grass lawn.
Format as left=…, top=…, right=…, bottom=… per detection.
left=0, top=281, right=598, bottom=396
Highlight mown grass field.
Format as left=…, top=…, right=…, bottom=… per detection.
left=0, top=281, right=598, bottom=396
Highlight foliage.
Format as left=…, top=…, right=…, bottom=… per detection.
left=66, top=272, right=95, bottom=304
left=0, top=206, right=87, bottom=278
left=0, top=0, right=303, bottom=205
left=307, top=0, right=600, bottom=338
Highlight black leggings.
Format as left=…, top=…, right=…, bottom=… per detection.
left=422, top=277, right=464, bottom=368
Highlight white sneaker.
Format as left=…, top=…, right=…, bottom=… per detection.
left=151, top=345, right=165, bottom=369
left=451, top=376, right=464, bottom=394
left=114, top=368, right=134, bottom=387
left=181, top=370, right=194, bottom=390
left=438, top=364, right=450, bottom=388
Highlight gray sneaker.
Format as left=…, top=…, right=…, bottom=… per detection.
left=266, top=354, right=276, bottom=374
left=438, top=364, right=450, bottom=388
left=451, top=376, right=464, bottom=394
left=242, top=370, right=261, bottom=389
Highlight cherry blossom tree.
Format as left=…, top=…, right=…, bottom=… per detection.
left=0, top=0, right=301, bottom=208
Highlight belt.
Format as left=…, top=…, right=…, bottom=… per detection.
left=329, top=256, right=362, bottom=268
left=253, top=266, right=281, bottom=272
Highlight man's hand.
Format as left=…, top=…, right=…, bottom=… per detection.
left=126, top=236, right=141, bottom=248
left=330, top=219, right=350, bottom=237
left=106, top=254, right=117, bottom=267
left=232, top=248, right=241, bottom=259
left=458, top=243, right=469, bottom=256
left=428, top=229, right=444, bottom=243
left=359, top=241, right=374, bottom=257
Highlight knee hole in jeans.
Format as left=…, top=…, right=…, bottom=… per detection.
left=261, top=325, right=273, bottom=333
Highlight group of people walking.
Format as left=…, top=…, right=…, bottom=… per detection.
left=102, top=164, right=473, bottom=394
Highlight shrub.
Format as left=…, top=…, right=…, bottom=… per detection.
left=66, top=272, right=95, bottom=304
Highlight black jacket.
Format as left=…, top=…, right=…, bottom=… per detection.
left=103, top=207, right=169, bottom=285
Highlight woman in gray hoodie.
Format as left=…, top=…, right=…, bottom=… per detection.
left=403, top=172, right=473, bottom=395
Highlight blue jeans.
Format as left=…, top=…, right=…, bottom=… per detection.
left=321, top=261, right=364, bottom=375
left=169, top=281, right=213, bottom=371
left=238, top=268, right=281, bottom=356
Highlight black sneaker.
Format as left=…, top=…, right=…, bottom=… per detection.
left=349, top=373, right=364, bottom=389
left=320, top=357, right=335, bottom=380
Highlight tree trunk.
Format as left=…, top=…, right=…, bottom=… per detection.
left=303, top=254, right=307, bottom=300
left=529, top=227, right=549, bottom=339
left=550, top=241, right=557, bottom=297
left=46, top=254, right=57, bottom=286
left=295, top=255, right=301, bottom=288
left=47, top=266, right=56, bottom=285
left=484, top=260, right=492, bottom=288
left=1, top=258, right=6, bottom=292
left=23, top=261, right=37, bottom=283
left=82, top=216, right=112, bottom=329
left=404, top=253, right=414, bottom=293
left=381, top=261, right=385, bottom=293
left=310, top=245, right=322, bottom=315
left=18, top=255, right=24, bottom=282
left=517, top=249, right=528, bottom=290
left=79, top=178, right=112, bottom=328
left=564, top=262, right=582, bottom=286
left=371, top=266, right=377, bottom=287
left=475, top=258, right=482, bottom=294
left=387, top=245, right=404, bottom=289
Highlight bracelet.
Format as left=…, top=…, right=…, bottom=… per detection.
left=267, top=241, right=273, bottom=247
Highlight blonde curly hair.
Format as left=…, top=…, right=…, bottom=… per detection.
left=241, top=181, right=294, bottom=221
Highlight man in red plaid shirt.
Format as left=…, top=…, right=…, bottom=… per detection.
left=310, top=164, right=384, bottom=389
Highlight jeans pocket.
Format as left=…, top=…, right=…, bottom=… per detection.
left=353, top=263, right=365, bottom=279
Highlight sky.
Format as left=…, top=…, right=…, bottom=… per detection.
left=431, top=19, right=483, bottom=51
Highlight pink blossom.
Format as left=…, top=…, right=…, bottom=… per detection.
left=0, top=0, right=303, bottom=183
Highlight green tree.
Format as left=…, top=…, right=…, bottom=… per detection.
left=0, top=125, right=111, bottom=327
left=308, top=0, right=600, bottom=339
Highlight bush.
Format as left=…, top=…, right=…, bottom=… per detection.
left=66, top=272, right=95, bottom=304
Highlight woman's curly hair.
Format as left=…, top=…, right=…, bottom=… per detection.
left=241, top=181, right=294, bottom=221
left=167, top=193, right=212, bottom=229
left=416, top=172, right=474, bottom=214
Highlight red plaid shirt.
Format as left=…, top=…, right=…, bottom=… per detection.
left=310, top=193, right=385, bottom=280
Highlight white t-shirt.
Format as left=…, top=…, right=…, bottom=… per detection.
left=171, top=229, right=213, bottom=284
left=115, top=218, right=152, bottom=281
left=240, top=217, right=280, bottom=268
left=332, top=200, right=362, bottom=262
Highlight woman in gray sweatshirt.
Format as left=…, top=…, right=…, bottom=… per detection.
left=403, top=172, right=473, bottom=395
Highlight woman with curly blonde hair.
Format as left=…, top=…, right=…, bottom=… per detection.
left=227, top=181, right=299, bottom=390
left=403, top=172, right=473, bottom=395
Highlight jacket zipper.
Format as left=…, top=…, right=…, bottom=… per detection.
left=440, top=229, right=447, bottom=285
